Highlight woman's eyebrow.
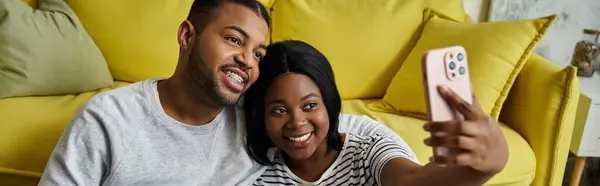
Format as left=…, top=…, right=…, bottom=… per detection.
left=300, top=93, right=320, bottom=101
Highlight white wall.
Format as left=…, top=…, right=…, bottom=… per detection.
left=463, top=0, right=490, bottom=22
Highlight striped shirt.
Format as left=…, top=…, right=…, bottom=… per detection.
left=253, top=133, right=415, bottom=186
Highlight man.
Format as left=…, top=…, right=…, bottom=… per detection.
left=38, top=0, right=415, bottom=185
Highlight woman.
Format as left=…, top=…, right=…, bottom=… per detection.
left=244, top=40, right=508, bottom=186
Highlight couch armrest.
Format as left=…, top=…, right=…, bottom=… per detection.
left=499, top=54, right=580, bottom=186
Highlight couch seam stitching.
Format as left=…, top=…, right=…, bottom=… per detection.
left=492, top=15, right=557, bottom=120
left=548, top=66, right=576, bottom=186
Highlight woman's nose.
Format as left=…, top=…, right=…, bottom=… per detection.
left=287, top=110, right=308, bottom=128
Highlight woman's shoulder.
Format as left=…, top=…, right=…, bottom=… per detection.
left=344, top=133, right=419, bottom=164
left=344, top=133, right=391, bottom=150
left=337, top=113, right=383, bottom=133
left=259, top=155, right=294, bottom=177
left=338, top=113, right=379, bottom=124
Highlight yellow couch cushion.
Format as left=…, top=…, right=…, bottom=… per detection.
left=342, top=99, right=536, bottom=185
left=375, top=9, right=557, bottom=119
left=258, top=0, right=274, bottom=10
left=20, top=0, right=35, bottom=7
left=65, top=0, right=273, bottom=83
left=0, top=0, right=114, bottom=98
left=270, top=0, right=468, bottom=99
left=0, top=82, right=130, bottom=185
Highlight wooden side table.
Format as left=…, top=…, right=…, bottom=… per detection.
left=570, top=73, right=600, bottom=186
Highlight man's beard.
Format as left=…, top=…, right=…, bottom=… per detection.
left=187, top=57, right=240, bottom=107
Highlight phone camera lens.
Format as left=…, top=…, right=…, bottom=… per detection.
left=449, top=62, right=456, bottom=70
left=457, top=53, right=464, bottom=62
left=459, top=66, right=465, bottom=75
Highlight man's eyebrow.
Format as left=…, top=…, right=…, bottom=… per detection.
left=224, top=26, right=266, bottom=50
left=224, top=26, right=249, bottom=39
left=258, top=44, right=267, bottom=51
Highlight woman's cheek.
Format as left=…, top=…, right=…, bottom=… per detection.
left=265, top=117, right=284, bottom=140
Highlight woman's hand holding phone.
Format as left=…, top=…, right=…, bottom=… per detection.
left=423, top=85, right=509, bottom=175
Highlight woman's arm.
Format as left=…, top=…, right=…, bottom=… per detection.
left=337, top=114, right=420, bottom=164
left=364, top=135, right=493, bottom=186
left=380, top=159, right=493, bottom=186
left=380, top=86, right=508, bottom=186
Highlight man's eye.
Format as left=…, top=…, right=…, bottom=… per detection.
left=226, top=37, right=241, bottom=45
left=254, top=52, right=264, bottom=60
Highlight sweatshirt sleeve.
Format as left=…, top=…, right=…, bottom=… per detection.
left=38, top=98, right=111, bottom=186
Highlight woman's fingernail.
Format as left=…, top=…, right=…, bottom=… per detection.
left=436, top=147, right=448, bottom=156
left=434, top=132, right=446, bottom=137
left=438, top=85, right=448, bottom=93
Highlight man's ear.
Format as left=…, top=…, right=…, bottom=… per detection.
left=178, top=20, right=196, bottom=49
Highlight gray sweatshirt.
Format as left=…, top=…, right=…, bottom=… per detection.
left=38, top=79, right=417, bottom=186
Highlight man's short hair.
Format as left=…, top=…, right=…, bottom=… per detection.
left=186, top=0, right=271, bottom=32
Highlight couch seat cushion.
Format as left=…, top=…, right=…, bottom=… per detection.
left=0, top=82, right=130, bottom=185
left=342, top=99, right=536, bottom=185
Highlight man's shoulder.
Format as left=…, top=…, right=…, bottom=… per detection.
left=79, top=79, right=156, bottom=118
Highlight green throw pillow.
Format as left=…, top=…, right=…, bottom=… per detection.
left=0, top=0, right=113, bottom=98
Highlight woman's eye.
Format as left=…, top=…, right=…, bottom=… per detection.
left=272, top=108, right=287, bottom=114
left=226, top=36, right=241, bottom=45
left=303, top=103, right=317, bottom=110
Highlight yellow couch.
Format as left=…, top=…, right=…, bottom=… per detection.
left=0, top=0, right=580, bottom=186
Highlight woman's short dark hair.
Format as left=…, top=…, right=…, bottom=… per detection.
left=244, top=40, right=343, bottom=165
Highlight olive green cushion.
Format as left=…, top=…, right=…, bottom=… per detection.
left=0, top=0, right=113, bottom=98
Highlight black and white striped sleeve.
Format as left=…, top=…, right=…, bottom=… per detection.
left=367, top=135, right=413, bottom=185
left=338, top=113, right=419, bottom=164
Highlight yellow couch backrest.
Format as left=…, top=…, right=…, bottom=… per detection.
left=269, top=0, right=467, bottom=99
left=63, top=0, right=467, bottom=99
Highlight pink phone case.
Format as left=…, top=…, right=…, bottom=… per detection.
left=422, top=46, right=473, bottom=164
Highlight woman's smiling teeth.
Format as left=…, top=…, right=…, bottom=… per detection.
left=288, top=133, right=311, bottom=142
left=225, top=71, right=244, bottom=84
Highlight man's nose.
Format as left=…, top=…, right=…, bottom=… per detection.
left=233, top=49, right=254, bottom=68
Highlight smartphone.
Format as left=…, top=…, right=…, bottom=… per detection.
left=422, top=45, right=473, bottom=164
